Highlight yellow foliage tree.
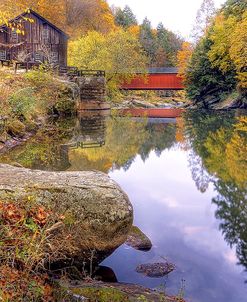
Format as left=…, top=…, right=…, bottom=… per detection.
left=207, top=14, right=236, bottom=73
left=68, top=29, right=148, bottom=94
left=127, top=25, right=140, bottom=38
left=177, top=41, right=193, bottom=82
left=208, top=11, right=247, bottom=89
left=229, top=12, right=247, bottom=88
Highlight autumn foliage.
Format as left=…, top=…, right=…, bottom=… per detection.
left=208, top=11, right=247, bottom=89
left=177, top=42, right=193, bottom=82
left=0, top=199, right=58, bottom=301
left=0, top=0, right=116, bottom=38
left=181, top=0, right=247, bottom=105
left=0, top=266, right=53, bottom=302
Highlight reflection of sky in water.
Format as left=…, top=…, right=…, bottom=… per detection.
left=102, top=149, right=246, bottom=302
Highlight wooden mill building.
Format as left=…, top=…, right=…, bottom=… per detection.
left=0, top=9, right=68, bottom=66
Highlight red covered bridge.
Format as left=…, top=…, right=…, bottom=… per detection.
left=121, top=67, right=184, bottom=90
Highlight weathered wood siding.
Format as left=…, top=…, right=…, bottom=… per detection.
left=0, top=11, right=68, bottom=65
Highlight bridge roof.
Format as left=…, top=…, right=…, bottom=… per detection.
left=148, top=67, right=179, bottom=74
left=118, top=67, right=179, bottom=74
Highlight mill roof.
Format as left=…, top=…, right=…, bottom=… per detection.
left=0, top=9, right=69, bottom=38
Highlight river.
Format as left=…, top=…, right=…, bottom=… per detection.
left=0, top=109, right=246, bottom=302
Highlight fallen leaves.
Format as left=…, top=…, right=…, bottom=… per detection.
left=31, top=206, right=50, bottom=226
left=0, top=200, right=56, bottom=301
left=0, top=265, right=54, bottom=302
left=0, top=202, right=24, bottom=224
left=0, top=200, right=50, bottom=226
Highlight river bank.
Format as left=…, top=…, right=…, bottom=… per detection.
left=111, top=91, right=189, bottom=110
left=111, top=90, right=247, bottom=110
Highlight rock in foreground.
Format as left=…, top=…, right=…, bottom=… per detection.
left=0, top=164, right=133, bottom=267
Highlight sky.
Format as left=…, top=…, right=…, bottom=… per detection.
left=108, top=0, right=226, bottom=39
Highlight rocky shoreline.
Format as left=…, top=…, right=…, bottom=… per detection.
left=111, top=92, right=247, bottom=110
left=112, top=96, right=188, bottom=110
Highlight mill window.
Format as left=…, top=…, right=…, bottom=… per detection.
left=43, top=24, right=49, bottom=43
left=51, top=51, right=58, bottom=63
left=34, top=52, right=42, bottom=62
left=0, top=50, right=6, bottom=60
left=11, top=29, right=18, bottom=43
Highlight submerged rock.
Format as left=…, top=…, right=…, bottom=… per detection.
left=136, top=262, right=175, bottom=278
left=0, top=164, right=133, bottom=267
left=125, top=226, right=152, bottom=251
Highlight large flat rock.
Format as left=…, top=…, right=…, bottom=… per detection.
left=0, top=164, right=133, bottom=267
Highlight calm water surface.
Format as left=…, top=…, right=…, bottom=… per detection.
left=1, top=110, right=246, bottom=302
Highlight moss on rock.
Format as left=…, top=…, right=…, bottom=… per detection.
left=7, top=119, right=26, bottom=137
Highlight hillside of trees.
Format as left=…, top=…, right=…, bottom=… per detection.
left=113, top=6, right=183, bottom=67
left=0, top=0, right=183, bottom=97
left=178, top=0, right=247, bottom=108
left=0, top=1, right=183, bottom=68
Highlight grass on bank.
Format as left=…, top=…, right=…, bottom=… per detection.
left=0, top=67, right=76, bottom=142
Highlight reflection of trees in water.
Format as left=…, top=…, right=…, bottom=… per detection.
left=122, top=157, right=136, bottom=172
left=184, top=110, right=233, bottom=193
left=184, top=110, right=247, bottom=274
left=0, top=116, right=178, bottom=173
left=68, top=117, right=148, bottom=172
left=68, top=117, right=177, bottom=172
left=188, top=150, right=212, bottom=193
left=213, top=181, right=247, bottom=273
left=0, top=118, right=77, bottom=171
left=184, top=110, right=236, bottom=160
left=139, top=123, right=176, bottom=162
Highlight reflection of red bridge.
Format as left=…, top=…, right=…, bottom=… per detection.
left=119, top=108, right=184, bottom=118
left=121, top=67, right=184, bottom=90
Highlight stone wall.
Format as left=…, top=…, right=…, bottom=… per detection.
left=75, top=76, right=106, bottom=101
